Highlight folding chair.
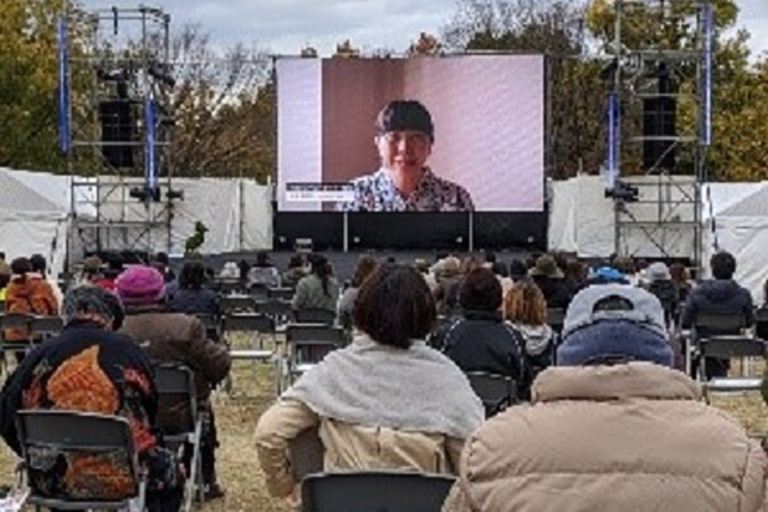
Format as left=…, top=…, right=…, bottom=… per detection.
left=220, top=295, right=256, bottom=314
left=465, top=371, right=518, bottom=418
left=216, top=279, right=246, bottom=296
left=301, top=470, right=456, bottom=512
left=29, top=316, right=64, bottom=340
left=690, top=312, right=750, bottom=379
left=1, top=313, right=35, bottom=361
left=698, top=338, right=766, bottom=381
left=267, top=287, right=294, bottom=301
left=195, top=313, right=221, bottom=342
left=294, top=309, right=337, bottom=325
left=254, top=300, right=294, bottom=328
left=546, top=308, right=566, bottom=334
left=248, top=283, right=270, bottom=300
left=16, top=409, right=146, bottom=511
left=754, top=306, right=768, bottom=341
left=154, top=364, right=204, bottom=512
left=282, top=325, right=346, bottom=391
left=222, top=314, right=277, bottom=394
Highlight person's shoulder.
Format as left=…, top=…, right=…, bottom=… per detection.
left=348, top=169, right=386, bottom=187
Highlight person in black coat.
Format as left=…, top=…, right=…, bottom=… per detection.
left=430, top=268, right=528, bottom=399
left=681, top=251, right=754, bottom=378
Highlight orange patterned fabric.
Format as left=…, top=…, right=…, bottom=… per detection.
left=47, top=346, right=119, bottom=414
left=63, top=454, right=135, bottom=500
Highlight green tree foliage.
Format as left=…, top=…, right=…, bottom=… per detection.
left=167, top=24, right=274, bottom=181
left=0, top=0, right=83, bottom=172
left=586, top=0, right=768, bottom=181
left=442, top=0, right=608, bottom=179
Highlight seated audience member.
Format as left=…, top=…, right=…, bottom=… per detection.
left=170, top=261, right=220, bottom=320
left=442, top=284, right=768, bottom=512
left=30, top=253, right=63, bottom=309
left=153, top=251, right=176, bottom=284
left=491, top=261, right=514, bottom=296
left=644, top=262, right=679, bottom=328
left=4, top=257, right=58, bottom=357
left=504, top=279, right=554, bottom=379
left=612, top=256, right=640, bottom=286
left=0, top=258, right=10, bottom=303
left=583, top=265, right=630, bottom=286
left=680, top=251, right=754, bottom=378
left=0, top=286, right=183, bottom=511
left=281, top=255, right=306, bottom=289
left=255, top=265, right=483, bottom=507
left=433, top=269, right=527, bottom=394
left=563, top=259, right=587, bottom=295
left=337, top=255, right=378, bottom=329
left=292, top=254, right=339, bottom=313
left=434, top=256, right=463, bottom=316
left=508, top=258, right=528, bottom=282
left=414, top=258, right=438, bottom=294
left=76, top=256, right=112, bottom=291
left=117, top=266, right=231, bottom=500
left=669, top=262, right=693, bottom=303
left=530, top=254, right=572, bottom=309
left=219, top=261, right=240, bottom=280
left=247, top=251, right=281, bottom=289
left=238, top=259, right=251, bottom=282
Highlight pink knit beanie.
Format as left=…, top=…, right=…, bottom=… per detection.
left=115, top=266, right=166, bottom=305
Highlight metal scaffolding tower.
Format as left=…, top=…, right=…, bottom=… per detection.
left=63, top=6, right=180, bottom=265
left=609, top=0, right=712, bottom=272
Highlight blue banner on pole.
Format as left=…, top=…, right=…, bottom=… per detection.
left=702, top=2, right=714, bottom=146
left=605, top=92, right=619, bottom=189
left=57, top=16, right=70, bottom=156
left=145, top=96, right=157, bottom=195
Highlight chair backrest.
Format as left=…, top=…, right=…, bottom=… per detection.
left=16, top=410, right=140, bottom=502
left=301, top=471, right=456, bottom=512
left=465, top=371, right=517, bottom=418
left=30, top=316, right=64, bottom=338
left=286, top=325, right=346, bottom=365
left=755, top=307, right=768, bottom=341
left=693, top=312, right=746, bottom=332
left=220, top=295, right=256, bottom=314
left=153, top=364, right=198, bottom=435
left=2, top=312, right=32, bottom=330
left=294, top=308, right=337, bottom=325
left=223, top=313, right=275, bottom=334
left=255, top=299, right=293, bottom=319
left=249, top=282, right=270, bottom=300
left=547, top=308, right=566, bottom=331
left=700, top=338, right=766, bottom=359
left=268, top=287, right=294, bottom=300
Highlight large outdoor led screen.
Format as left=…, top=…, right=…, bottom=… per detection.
left=277, top=55, right=545, bottom=212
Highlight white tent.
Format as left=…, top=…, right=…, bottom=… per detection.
left=548, top=175, right=768, bottom=302
left=0, top=168, right=70, bottom=278
left=702, top=182, right=768, bottom=303
left=0, top=167, right=274, bottom=270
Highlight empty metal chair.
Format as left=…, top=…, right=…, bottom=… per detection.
left=153, top=364, right=204, bottom=512
left=30, top=315, right=64, bottom=340
left=220, top=295, right=256, bottom=314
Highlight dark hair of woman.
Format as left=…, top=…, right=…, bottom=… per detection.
left=309, top=254, right=332, bottom=297
left=352, top=255, right=379, bottom=288
left=459, top=268, right=502, bottom=312
left=179, top=261, right=207, bottom=290
left=353, top=265, right=437, bottom=349
left=10, top=257, right=32, bottom=283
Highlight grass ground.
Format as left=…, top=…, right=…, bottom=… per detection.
left=1, top=350, right=768, bottom=511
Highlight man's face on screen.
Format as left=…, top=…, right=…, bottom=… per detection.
left=376, top=131, right=432, bottom=176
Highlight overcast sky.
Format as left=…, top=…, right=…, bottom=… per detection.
left=80, top=0, right=768, bottom=58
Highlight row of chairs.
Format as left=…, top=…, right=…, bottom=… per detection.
left=14, top=406, right=454, bottom=512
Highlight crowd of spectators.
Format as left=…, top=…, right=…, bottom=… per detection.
left=0, top=247, right=767, bottom=511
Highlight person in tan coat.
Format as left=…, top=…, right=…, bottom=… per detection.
left=443, top=284, right=768, bottom=512
left=116, top=265, right=231, bottom=500
left=255, top=265, right=484, bottom=508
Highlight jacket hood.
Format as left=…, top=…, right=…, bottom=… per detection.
left=532, top=362, right=701, bottom=403
left=698, top=279, right=743, bottom=302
